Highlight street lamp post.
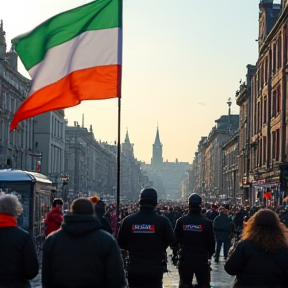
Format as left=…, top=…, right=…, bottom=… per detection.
left=61, top=172, right=69, bottom=208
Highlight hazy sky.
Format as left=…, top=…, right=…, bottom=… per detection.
left=1, top=0, right=271, bottom=163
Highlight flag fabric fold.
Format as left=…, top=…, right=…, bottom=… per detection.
left=10, top=0, right=122, bottom=131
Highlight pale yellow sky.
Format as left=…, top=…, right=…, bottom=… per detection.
left=1, top=0, right=261, bottom=163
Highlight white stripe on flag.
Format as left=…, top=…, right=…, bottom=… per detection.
left=28, top=28, right=121, bottom=95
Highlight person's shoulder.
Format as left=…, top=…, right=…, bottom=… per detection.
left=95, top=227, right=115, bottom=238
left=8, top=227, right=34, bottom=243
left=236, top=239, right=254, bottom=250
left=175, top=214, right=187, bottom=223
left=49, top=207, right=62, bottom=214
left=10, top=226, right=30, bottom=236
left=121, top=211, right=137, bottom=223
left=92, top=228, right=119, bottom=246
left=45, top=227, right=63, bottom=239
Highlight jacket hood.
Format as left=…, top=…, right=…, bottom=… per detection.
left=61, top=213, right=102, bottom=236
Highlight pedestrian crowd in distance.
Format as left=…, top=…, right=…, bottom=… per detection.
left=1, top=189, right=288, bottom=288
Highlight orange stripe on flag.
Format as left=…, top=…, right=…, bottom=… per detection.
left=10, top=64, right=121, bottom=130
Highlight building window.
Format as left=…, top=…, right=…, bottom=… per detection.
left=277, top=35, right=282, bottom=70
left=264, top=57, right=268, bottom=84
left=272, top=131, right=276, bottom=160
left=277, top=85, right=281, bottom=113
left=257, top=102, right=261, bottom=130
left=272, top=42, right=276, bottom=74
left=259, top=139, right=262, bottom=166
left=51, top=116, right=54, bottom=136
left=260, top=64, right=264, bottom=87
left=263, top=97, right=267, bottom=124
left=272, top=90, right=277, bottom=117
left=263, top=136, right=267, bottom=164
left=276, top=129, right=280, bottom=161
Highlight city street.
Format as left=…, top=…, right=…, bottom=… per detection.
left=31, top=251, right=234, bottom=288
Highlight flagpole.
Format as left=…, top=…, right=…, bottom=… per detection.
left=116, top=0, right=123, bottom=226
left=116, top=96, right=121, bottom=225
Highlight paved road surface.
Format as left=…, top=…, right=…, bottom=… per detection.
left=163, top=253, right=234, bottom=288
left=31, top=251, right=234, bottom=288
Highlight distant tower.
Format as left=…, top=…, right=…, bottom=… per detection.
left=227, top=97, right=232, bottom=116
left=122, top=129, right=134, bottom=156
left=0, top=20, right=6, bottom=60
left=227, top=97, right=232, bottom=130
left=152, top=126, right=163, bottom=167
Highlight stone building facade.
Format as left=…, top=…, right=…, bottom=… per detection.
left=121, top=130, right=149, bottom=200
left=190, top=107, right=239, bottom=203
left=65, top=123, right=117, bottom=200
left=249, top=0, right=286, bottom=205
left=64, top=124, right=147, bottom=202
left=235, top=65, right=257, bottom=203
left=203, top=114, right=239, bottom=201
left=33, top=110, right=66, bottom=180
left=221, top=131, right=239, bottom=203
left=191, top=0, right=288, bottom=206
left=0, top=21, right=35, bottom=170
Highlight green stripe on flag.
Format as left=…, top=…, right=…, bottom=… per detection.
left=12, top=0, right=122, bottom=71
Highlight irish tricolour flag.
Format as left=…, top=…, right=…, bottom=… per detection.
left=10, top=0, right=122, bottom=131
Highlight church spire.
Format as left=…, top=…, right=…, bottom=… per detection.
left=125, top=128, right=131, bottom=144
left=122, top=128, right=133, bottom=156
left=154, top=126, right=161, bottom=146
left=152, top=126, right=163, bottom=166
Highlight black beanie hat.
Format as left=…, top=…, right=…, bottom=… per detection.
left=139, top=188, right=157, bottom=207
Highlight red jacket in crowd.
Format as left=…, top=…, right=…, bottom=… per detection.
left=44, top=206, right=64, bottom=237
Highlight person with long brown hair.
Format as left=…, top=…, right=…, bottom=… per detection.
left=224, top=209, right=288, bottom=288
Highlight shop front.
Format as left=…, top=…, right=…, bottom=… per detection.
left=251, top=180, right=281, bottom=207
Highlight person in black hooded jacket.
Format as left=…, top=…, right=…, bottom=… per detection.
left=42, top=197, right=127, bottom=288
left=0, top=192, right=39, bottom=288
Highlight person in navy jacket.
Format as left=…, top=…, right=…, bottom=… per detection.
left=174, top=193, right=215, bottom=288
left=117, top=188, right=176, bottom=288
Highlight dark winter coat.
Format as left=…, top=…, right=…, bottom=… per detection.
left=213, top=213, right=232, bottom=241
left=117, top=207, right=176, bottom=275
left=174, top=212, right=215, bottom=259
left=225, top=239, right=288, bottom=288
left=95, top=206, right=113, bottom=234
left=233, top=210, right=246, bottom=229
left=42, top=213, right=126, bottom=288
left=0, top=222, right=39, bottom=288
left=44, top=206, right=64, bottom=237
left=207, top=210, right=219, bottom=221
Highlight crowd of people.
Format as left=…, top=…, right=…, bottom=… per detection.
left=1, top=188, right=288, bottom=288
